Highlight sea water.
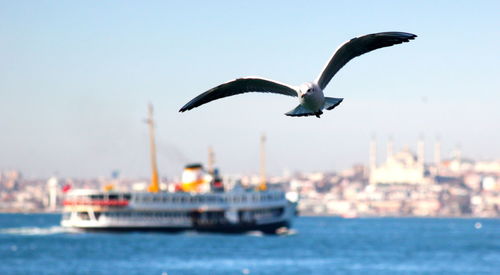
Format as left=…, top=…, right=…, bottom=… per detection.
left=0, top=214, right=499, bottom=274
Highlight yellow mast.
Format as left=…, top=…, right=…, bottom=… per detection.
left=146, top=103, right=160, bottom=193
left=259, top=133, right=267, bottom=191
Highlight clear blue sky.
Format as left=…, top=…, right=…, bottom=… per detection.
left=1, top=1, right=499, bottom=178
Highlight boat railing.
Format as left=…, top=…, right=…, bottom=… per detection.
left=131, top=191, right=286, bottom=206
left=63, top=190, right=286, bottom=207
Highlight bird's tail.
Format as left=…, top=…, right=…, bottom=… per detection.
left=285, top=97, right=343, bottom=118
left=285, top=104, right=318, bottom=117
left=323, top=97, right=343, bottom=110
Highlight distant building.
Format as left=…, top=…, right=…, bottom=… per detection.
left=475, top=160, right=500, bottom=175
left=370, top=148, right=426, bottom=185
left=369, top=138, right=430, bottom=185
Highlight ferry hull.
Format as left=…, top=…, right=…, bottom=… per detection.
left=65, top=221, right=290, bottom=234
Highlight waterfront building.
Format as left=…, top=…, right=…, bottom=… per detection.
left=370, top=145, right=426, bottom=185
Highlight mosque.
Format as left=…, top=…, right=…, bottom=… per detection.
left=368, top=137, right=442, bottom=185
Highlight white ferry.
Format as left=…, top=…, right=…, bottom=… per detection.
left=61, top=105, right=297, bottom=234
left=61, top=187, right=296, bottom=234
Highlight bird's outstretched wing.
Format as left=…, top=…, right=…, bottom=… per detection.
left=179, top=77, right=298, bottom=112
left=315, top=32, right=417, bottom=90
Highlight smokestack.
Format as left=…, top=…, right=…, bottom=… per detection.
left=417, top=136, right=425, bottom=166
left=369, top=136, right=377, bottom=170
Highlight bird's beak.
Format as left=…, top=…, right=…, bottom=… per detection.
left=300, top=94, right=305, bottom=98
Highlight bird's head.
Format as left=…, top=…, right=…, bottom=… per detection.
left=299, top=82, right=315, bottom=98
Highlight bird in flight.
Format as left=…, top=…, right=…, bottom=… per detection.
left=179, top=32, right=417, bottom=118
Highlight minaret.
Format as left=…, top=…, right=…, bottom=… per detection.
left=369, top=136, right=377, bottom=171
left=387, top=137, right=394, bottom=161
left=454, top=145, right=462, bottom=161
left=259, top=134, right=267, bottom=191
left=47, top=177, right=58, bottom=211
left=146, top=104, right=160, bottom=193
left=434, top=137, right=441, bottom=165
left=417, top=136, right=425, bottom=166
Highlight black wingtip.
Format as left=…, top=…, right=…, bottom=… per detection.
left=403, top=32, right=417, bottom=41
left=179, top=104, right=191, bottom=113
left=408, top=33, right=417, bottom=40
left=380, top=32, right=417, bottom=41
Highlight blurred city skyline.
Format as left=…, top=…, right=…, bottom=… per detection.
left=1, top=1, right=499, bottom=178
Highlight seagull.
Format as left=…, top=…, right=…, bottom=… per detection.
left=179, top=32, right=417, bottom=118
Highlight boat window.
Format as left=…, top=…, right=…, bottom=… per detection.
left=77, top=212, right=90, bottom=220
left=90, top=194, right=104, bottom=200
left=109, top=194, right=119, bottom=200
left=124, top=194, right=131, bottom=200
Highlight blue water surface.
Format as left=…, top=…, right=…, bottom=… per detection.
left=0, top=214, right=499, bottom=275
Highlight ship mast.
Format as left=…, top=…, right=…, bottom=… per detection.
left=146, top=103, right=160, bottom=193
left=207, top=146, right=215, bottom=175
left=259, top=133, right=267, bottom=191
